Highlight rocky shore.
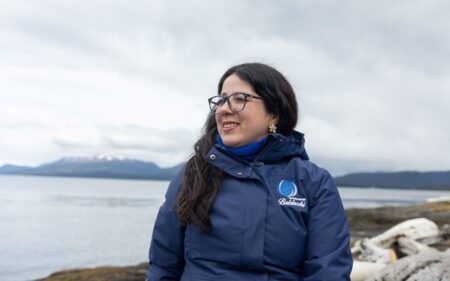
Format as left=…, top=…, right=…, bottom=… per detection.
left=36, top=263, right=148, bottom=281
left=37, top=201, right=450, bottom=281
left=346, top=201, right=450, bottom=250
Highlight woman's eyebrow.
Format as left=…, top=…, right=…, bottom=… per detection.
left=220, top=91, right=249, bottom=96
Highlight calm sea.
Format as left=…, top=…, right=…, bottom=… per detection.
left=0, top=175, right=449, bottom=281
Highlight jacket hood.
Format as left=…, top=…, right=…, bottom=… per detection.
left=256, top=130, right=309, bottom=163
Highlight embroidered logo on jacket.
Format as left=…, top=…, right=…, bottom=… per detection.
left=277, top=180, right=306, bottom=207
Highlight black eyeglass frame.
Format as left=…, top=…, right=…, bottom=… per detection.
left=208, top=93, right=264, bottom=113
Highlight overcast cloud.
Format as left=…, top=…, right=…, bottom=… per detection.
left=1, top=0, right=449, bottom=175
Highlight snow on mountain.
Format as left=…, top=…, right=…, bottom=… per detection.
left=58, top=155, right=128, bottom=163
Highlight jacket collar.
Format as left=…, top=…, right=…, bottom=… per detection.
left=204, top=131, right=309, bottom=179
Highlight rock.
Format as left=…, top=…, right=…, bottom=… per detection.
left=365, top=249, right=450, bottom=281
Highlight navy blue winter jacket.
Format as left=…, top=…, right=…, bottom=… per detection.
left=147, top=131, right=353, bottom=281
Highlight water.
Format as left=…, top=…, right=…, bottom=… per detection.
left=339, top=186, right=449, bottom=208
left=0, top=175, right=167, bottom=281
left=0, top=175, right=449, bottom=281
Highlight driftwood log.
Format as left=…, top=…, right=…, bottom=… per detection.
left=365, top=249, right=450, bottom=281
left=352, top=218, right=439, bottom=263
left=350, top=218, right=444, bottom=281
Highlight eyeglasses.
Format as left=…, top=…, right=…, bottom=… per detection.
left=208, top=93, right=264, bottom=113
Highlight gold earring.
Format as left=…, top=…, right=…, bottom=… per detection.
left=269, top=124, right=277, bottom=133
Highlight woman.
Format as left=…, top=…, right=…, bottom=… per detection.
left=146, top=63, right=353, bottom=281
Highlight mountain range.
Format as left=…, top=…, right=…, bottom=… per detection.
left=334, top=171, right=450, bottom=190
left=1, top=156, right=449, bottom=190
left=0, top=156, right=183, bottom=181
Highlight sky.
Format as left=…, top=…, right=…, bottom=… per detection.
left=1, top=0, right=449, bottom=176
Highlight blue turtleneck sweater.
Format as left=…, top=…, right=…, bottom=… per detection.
left=215, top=134, right=268, bottom=161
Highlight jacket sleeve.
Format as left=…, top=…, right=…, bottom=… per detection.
left=146, top=169, right=185, bottom=281
left=303, top=169, right=353, bottom=281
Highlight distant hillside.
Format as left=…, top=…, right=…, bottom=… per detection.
left=0, top=156, right=183, bottom=181
left=2, top=158, right=450, bottom=190
left=334, top=171, right=450, bottom=190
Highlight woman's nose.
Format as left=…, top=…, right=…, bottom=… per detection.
left=215, top=100, right=233, bottom=115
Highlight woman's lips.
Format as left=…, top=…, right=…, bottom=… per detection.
left=222, top=122, right=239, bottom=133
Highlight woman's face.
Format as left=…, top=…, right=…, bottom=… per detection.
left=215, top=74, right=276, bottom=147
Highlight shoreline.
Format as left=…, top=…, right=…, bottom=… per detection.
left=37, top=201, right=450, bottom=281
